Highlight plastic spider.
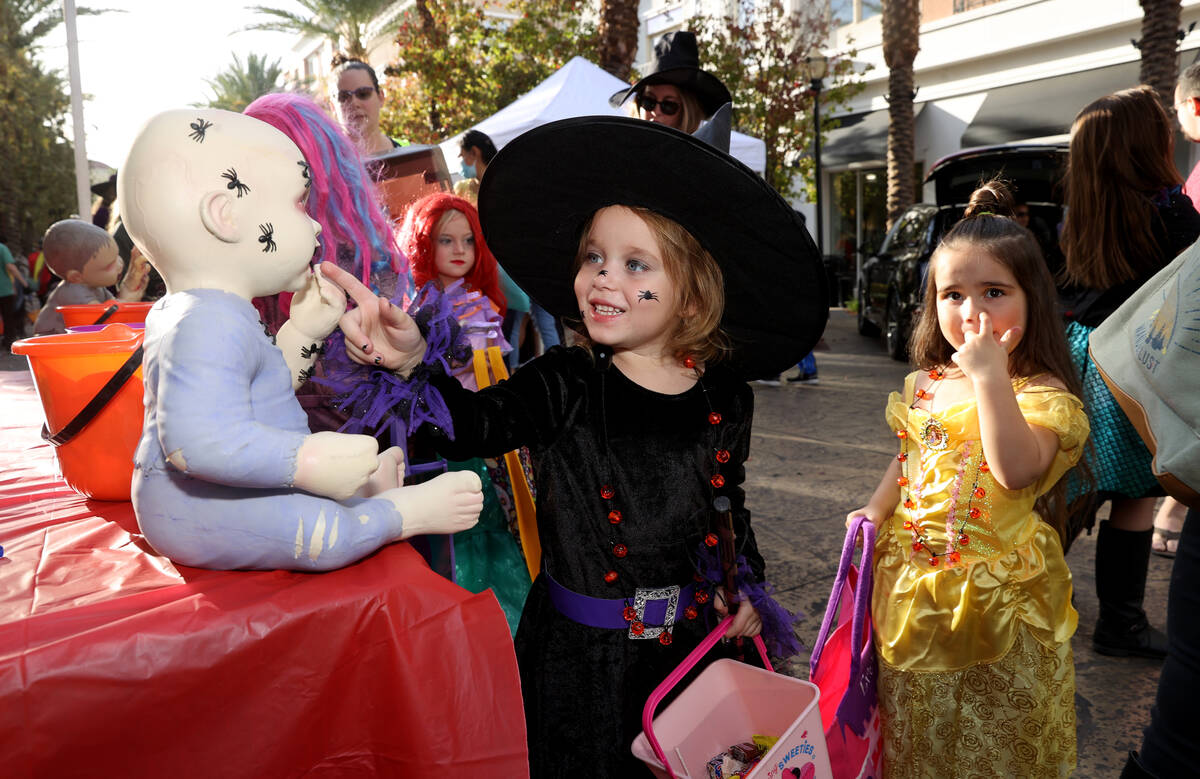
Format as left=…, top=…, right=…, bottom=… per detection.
left=258, top=223, right=277, bottom=253
left=221, top=168, right=250, bottom=198
left=188, top=118, right=213, bottom=143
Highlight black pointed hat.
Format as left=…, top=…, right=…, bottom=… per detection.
left=608, top=31, right=733, bottom=118
left=477, top=115, right=828, bottom=380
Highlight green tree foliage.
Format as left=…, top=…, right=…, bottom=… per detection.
left=381, top=0, right=599, bottom=144
left=245, top=0, right=396, bottom=62
left=690, top=0, right=866, bottom=200
left=201, top=53, right=285, bottom=112
left=0, top=0, right=92, bottom=251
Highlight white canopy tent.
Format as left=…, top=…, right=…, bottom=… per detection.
left=438, top=56, right=767, bottom=175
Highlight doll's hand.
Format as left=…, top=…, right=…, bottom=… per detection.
left=320, top=261, right=426, bottom=375
left=714, top=589, right=763, bottom=638
left=288, top=265, right=347, bottom=340
left=951, top=312, right=1018, bottom=383
left=293, top=430, right=380, bottom=500
left=117, top=247, right=150, bottom=301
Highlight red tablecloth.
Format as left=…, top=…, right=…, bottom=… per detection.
left=0, top=372, right=528, bottom=778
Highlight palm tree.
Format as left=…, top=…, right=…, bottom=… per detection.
left=244, top=0, right=396, bottom=63
left=201, top=53, right=284, bottom=113
left=597, top=0, right=640, bottom=80
left=882, top=0, right=920, bottom=229
left=0, top=0, right=107, bottom=54
left=1138, top=0, right=1183, bottom=112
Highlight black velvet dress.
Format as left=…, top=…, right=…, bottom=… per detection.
left=426, top=345, right=766, bottom=777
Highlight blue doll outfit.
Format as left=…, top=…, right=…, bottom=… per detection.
left=132, top=289, right=402, bottom=571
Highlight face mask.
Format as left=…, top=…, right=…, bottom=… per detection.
left=461, top=161, right=477, bottom=179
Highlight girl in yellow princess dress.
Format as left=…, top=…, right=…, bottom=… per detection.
left=848, top=179, right=1089, bottom=778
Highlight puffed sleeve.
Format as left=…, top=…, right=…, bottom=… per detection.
left=1016, top=387, right=1090, bottom=495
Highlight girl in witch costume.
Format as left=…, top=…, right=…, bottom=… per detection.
left=399, top=192, right=531, bottom=633
left=848, top=181, right=1088, bottom=778
left=322, top=114, right=826, bottom=775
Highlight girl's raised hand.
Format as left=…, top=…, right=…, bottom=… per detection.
left=952, top=311, right=1019, bottom=382
left=319, top=261, right=427, bottom=375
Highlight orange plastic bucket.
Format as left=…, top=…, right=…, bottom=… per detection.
left=57, top=301, right=154, bottom=328
left=11, top=324, right=145, bottom=501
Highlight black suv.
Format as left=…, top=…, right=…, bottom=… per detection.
left=856, top=144, right=1068, bottom=360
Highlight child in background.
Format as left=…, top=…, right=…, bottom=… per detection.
left=849, top=181, right=1088, bottom=778
left=397, top=192, right=530, bottom=632
left=243, top=92, right=408, bottom=435
left=324, top=115, right=826, bottom=776
left=33, top=219, right=148, bottom=335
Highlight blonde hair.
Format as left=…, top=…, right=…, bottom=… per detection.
left=572, top=206, right=729, bottom=365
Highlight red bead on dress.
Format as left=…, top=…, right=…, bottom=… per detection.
left=623, top=606, right=637, bottom=622
left=695, top=590, right=710, bottom=604
left=896, top=430, right=908, bottom=439
left=959, top=533, right=971, bottom=546
left=608, top=510, right=623, bottom=525
left=715, top=449, right=731, bottom=463
left=658, top=632, right=673, bottom=646
left=973, top=486, right=986, bottom=499
left=704, top=533, right=719, bottom=547
left=708, top=412, right=722, bottom=425
left=928, top=556, right=940, bottom=566
left=613, top=544, right=628, bottom=558
left=600, top=485, right=615, bottom=500
left=630, top=621, right=645, bottom=636
left=684, top=605, right=699, bottom=620
left=604, top=570, right=619, bottom=583
left=897, top=476, right=908, bottom=487
left=710, top=474, right=726, bottom=488
left=968, top=507, right=981, bottom=520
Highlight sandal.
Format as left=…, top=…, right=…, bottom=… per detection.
left=1152, top=528, right=1180, bottom=558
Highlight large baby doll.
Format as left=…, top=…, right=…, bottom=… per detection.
left=119, top=109, right=481, bottom=571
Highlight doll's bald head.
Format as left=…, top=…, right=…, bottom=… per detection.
left=119, top=109, right=317, bottom=297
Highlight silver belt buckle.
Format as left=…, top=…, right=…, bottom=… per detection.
left=629, top=585, right=680, bottom=640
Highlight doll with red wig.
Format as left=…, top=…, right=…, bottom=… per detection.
left=400, top=191, right=530, bottom=632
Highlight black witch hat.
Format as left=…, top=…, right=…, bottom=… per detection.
left=477, top=113, right=827, bottom=380
left=608, top=31, right=733, bottom=119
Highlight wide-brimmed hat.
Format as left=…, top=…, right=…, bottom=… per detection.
left=477, top=115, right=827, bottom=380
left=609, top=31, right=732, bottom=119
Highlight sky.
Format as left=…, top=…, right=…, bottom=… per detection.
left=40, top=0, right=303, bottom=168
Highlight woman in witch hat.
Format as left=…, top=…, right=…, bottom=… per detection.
left=609, top=30, right=732, bottom=133
left=322, top=115, right=826, bottom=775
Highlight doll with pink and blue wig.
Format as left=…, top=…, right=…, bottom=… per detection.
left=244, top=92, right=410, bottom=433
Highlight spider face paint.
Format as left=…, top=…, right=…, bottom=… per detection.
left=189, top=118, right=213, bottom=143
left=258, top=223, right=277, bottom=252
left=222, top=168, right=250, bottom=197
left=573, top=206, right=680, bottom=358
left=298, top=161, right=311, bottom=189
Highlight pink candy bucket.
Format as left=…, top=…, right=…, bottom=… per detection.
left=632, top=616, right=832, bottom=778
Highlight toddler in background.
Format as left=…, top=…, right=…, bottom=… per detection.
left=33, top=219, right=148, bottom=335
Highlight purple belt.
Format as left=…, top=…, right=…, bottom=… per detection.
left=546, top=572, right=696, bottom=639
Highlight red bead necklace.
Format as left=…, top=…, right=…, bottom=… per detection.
left=897, top=368, right=988, bottom=567
left=597, top=353, right=730, bottom=644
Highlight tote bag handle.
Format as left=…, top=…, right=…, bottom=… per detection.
left=642, top=615, right=774, bottom=779
left=471, top=346, right=541, bottom=580
left=808, top=515, right=875, bottom=680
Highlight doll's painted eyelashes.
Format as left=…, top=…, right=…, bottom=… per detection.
left=258, top=223, right=277, bottom=252
left=638, top=290, right=659, bottom=302
left=188, top=118, right=213, bottom=143
left=598, top=270, right=608, bottom=276
left=221, top=168, right=250, bottom=197
left=298, top=161, right=311, bottom=188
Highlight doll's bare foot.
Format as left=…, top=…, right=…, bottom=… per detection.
left=381, top=470, right=483, bottom=538
left=358, top=447, right=404, bottom=497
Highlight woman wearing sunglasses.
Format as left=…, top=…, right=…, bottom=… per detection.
left=332, top=59, right=406, bottom=156
left=609, top=30, right=732, bottom=134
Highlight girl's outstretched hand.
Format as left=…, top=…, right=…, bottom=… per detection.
left=319, top=262, right=427, bottom=375
left=952, top=311, right=1019, bottom=382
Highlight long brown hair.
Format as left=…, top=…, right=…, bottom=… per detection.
left=571, top=206, right=730, bottom=365
left=1060, top=85, right=1182, bottom=289
left=908, top=179, right=1083, bottom=540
